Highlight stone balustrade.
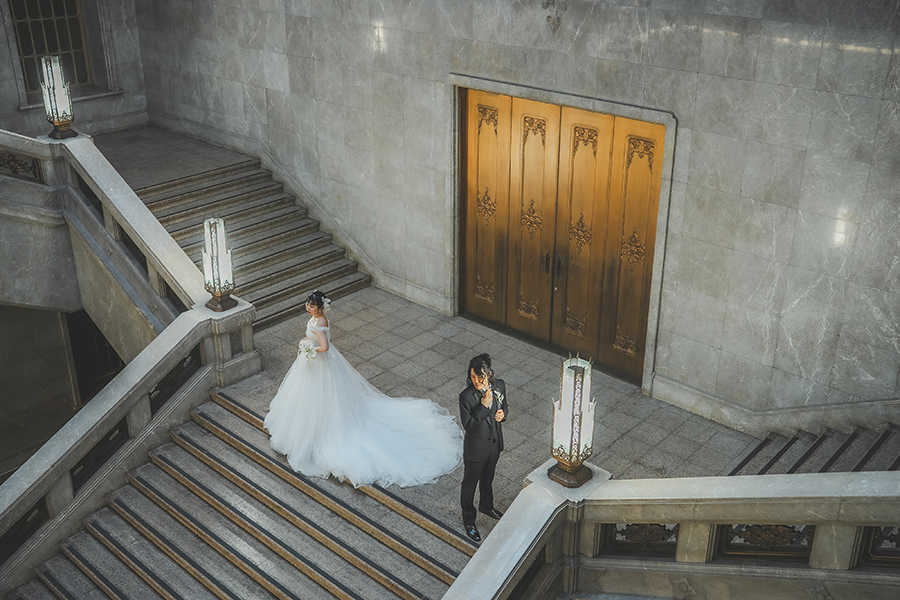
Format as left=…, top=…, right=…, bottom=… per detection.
left=0, top=130, right=261, bottom=592
left=447, top=459, right=900, bottom=600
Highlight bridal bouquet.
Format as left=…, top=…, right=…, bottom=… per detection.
left=298, top=338, right=317, bottom=362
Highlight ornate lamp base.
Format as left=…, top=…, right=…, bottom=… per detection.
left=548, top=462, right=593, bottom=488
left=49, top=122, right=77, bottom=139
left=206, top=295, right=238, bottom=312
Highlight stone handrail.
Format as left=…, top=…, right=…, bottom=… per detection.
left=0, top=129, right=53, bottom=160
left=53, top=135, right=207, bottom=309
left=445, top=459, right=900, bottom=599
left=0, top=131, right=261, bottom=592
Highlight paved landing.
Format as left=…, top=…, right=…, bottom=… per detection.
left=93, top=126, right=249, bottom=191
left=224, top=286, right=759, bottom=542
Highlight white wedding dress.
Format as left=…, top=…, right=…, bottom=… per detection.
left=264, top=315, right=464, bottom=488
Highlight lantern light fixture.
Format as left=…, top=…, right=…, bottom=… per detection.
left=548, top=355, right=596, bottom=488
left=202, top=217, right=237, bottom=312
left=39, top=55, right=77, bottom=139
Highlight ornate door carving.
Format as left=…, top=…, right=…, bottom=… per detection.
left=506, top=99, right=560, bottom=340
left=461, top=90, right=511, bottom=324
left=461, top=90, right=664, bottom=383
left=598, top=119, right=665, bottom=380
left=550, top=107, right=615, bottom=356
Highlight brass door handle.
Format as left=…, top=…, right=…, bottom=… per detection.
left=556, top=255, right=562, bottom=278
left=545, top=252, right=551, bottom=274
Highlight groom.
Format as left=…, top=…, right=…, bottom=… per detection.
left=459, top=353, right=508, bottom=543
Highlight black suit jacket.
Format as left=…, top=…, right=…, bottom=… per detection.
left=459, top=379, right=509, bottom=461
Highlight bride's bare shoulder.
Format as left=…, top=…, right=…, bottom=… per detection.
left=317, top=316, right=329, bottom=327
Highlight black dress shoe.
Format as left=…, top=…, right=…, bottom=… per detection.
left=480, top=507, right=503, bottom=519
left=465, top=525, right=481, bottom=542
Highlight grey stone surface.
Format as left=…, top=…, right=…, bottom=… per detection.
left=4, top=0, right=898, bottom=446
left=225, top=286, right=758, bottom=546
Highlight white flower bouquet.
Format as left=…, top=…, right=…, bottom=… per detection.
left=298, top=338, right=317, bottom=362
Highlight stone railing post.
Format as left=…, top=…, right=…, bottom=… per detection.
left=676, top=522, right=716, bottom=563
left=809, top=524, right=862, bottom=570
left=560, top=501, right=585, bottom=593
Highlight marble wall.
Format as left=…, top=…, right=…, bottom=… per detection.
left=0, top=0, right=147, bottom=136
left=23, top=0, right=900, bottom=432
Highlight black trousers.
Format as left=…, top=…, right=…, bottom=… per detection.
left=461, top=439, right=500, bottom=527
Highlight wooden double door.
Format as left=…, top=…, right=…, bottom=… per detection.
left=460, top=90, right=665, bottom=382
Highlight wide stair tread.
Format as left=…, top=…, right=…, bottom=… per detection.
left=190, top=399, right=470, bottom=578
left=859, top=426, right=900, bottom=471
left=34, top=554, right=110, bottom=600
left=7, top=579, right=58, bottom=600
left=167, top=196, right=299, bottom=242
left=157, top=185, right=290, bottom=229
left=140, top=165, right=269, bottom=209
left=227, top=231, right=334, bottom=273
left=253, top=272, right=371, bottom=328
left=60, top=530, right=165, bottom=600
left=85, top=506, right=227, bottom=600
left=211, top=390, right=477, bottom=559
left=111, top=479, right=319, bottom=600
left=244, top=258, right=360, bottom=306
left=135, top=159, right=260, bottom=199
left=180, top=212, right=314, bottom=256
left=154, top=438, right=439, bottom=600
left=237, top=245, right=347, bottom=295
left=755, top=432, right=819, bottom=475
left=728, top=433, right=792, bottom=477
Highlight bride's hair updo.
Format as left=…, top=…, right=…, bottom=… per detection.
left=306, top=290, right=331, bottom=312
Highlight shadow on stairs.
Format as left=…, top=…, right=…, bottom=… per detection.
left=9, top=392, right=476, bottom=600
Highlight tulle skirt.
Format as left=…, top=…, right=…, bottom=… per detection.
left=264, top=344, right=463, bottom=488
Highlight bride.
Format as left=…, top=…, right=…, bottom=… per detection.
left=264, top=290, right=464, bottom=488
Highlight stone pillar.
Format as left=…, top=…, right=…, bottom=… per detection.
left=127, top=394, right=152, bottom=438
left=809, top=524, right=861, bottom=570
left=146, top=262, right=168, bottom=299
left=676, top=522, right=715, bottom=563
left=44, top=475, right=74, bottom=518
left=560, top=502, right=584, bottom=593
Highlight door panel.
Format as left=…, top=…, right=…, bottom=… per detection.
left=551, top=107, right=615, bottom=357
left=462, top=90, right=511, bottom=324
left=598, top=118, right=666, bottom=380
left=506, top=98, right=560, bottom=340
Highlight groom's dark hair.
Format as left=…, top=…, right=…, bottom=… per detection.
left=467, top=353, right=494, bottom=387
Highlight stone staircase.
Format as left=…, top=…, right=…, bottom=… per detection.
left=728, top=424, right=900, bottom=476
left=8, top=392, right=475, bottom=600
left=135, top=159, right=370, bottom=329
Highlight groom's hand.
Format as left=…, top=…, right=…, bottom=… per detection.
left=494, top=409, right=504, bottom=421
left=480, top=386, right=492, bottom=408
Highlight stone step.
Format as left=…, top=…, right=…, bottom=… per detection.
left=244, top=258, right=361, bottom=309
left=6, top=579, right=57, bottom=600
left=168, top=196, right=298, bottom=242
left=756, top=431, right=819, bottom=475
left=60, top=530, right=165, bottom=600
left=253, top=272, right=371, bottom=330
left=237, top=244, right=347, bottom=296
left=85, top=506, right=222, bottom=600
left=135, top=159, right=260, bottom=198
left=151, top=440, right=433, bottom=600
left=140, top=166, right=269, bottom=209
left=730, top=426, right=900, bottom=477
left=728, top=433, right=792, bottom=477
left=859, top=426, right=900, bottom=471
left=175, top=208, right=309, bottom=248
left=156, top=183, right=288, bottom=228
left=126, top=463, right=361, bottom=600
left=210, top=390, right=477, bottom=559
left=229, top=231, right=334, bottom=275
left=34, top=554, right=109, bottom=600
left=827, top=428, right=882, bottom=472
left=188, top=401, right=468, bottom=583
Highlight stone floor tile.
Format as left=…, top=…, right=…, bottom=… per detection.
left=230, top=285, right=764, bottom=549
